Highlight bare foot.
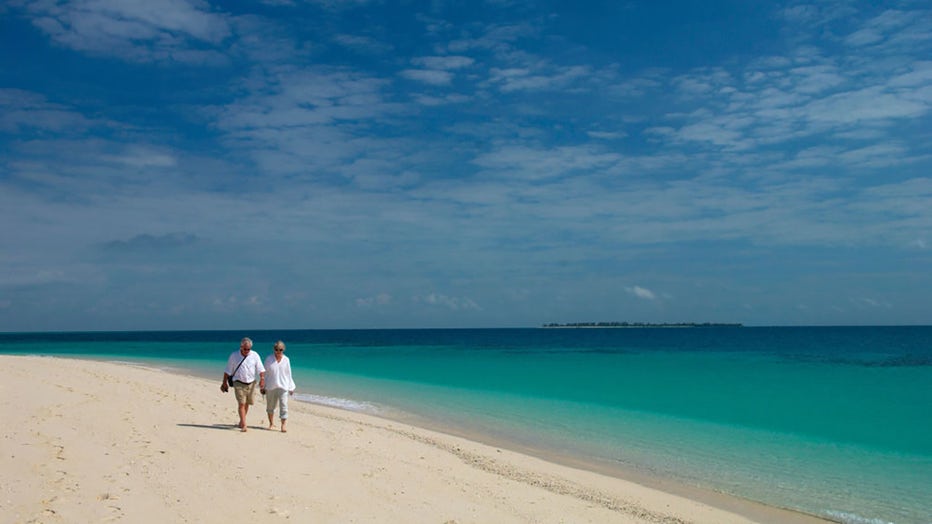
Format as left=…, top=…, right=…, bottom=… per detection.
left=281, top=427, right=287, bottom=433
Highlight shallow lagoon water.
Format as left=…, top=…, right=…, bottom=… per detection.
left=3, top=326, right=930, bottom=523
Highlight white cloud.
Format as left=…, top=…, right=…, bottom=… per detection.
left=212, top=294, right=264, bottom=310
left=400, top=69, right=454, bottom=85
left=0, top=89, right=96, bottom=133
left=488, top=64, right=590, bottom=93
left=844, top=28, right=883, bottom=47
left=105, top=147, right=177, bottom=168
left=626, top=286, right=657, bottom=301
left=416, top=293, right=481, bottom=311
left=471, top=145, right=621, bottom=179
left=788, top=65, right=846, bottom=94
left=412, top=93, right=471, bottom=106
left=333, top=33, right=393, bottom=54
left=843, top=10, right=912, bottom=48
left=586, top=130, right=626, bottom=140
left=673, top=120, right=746, bottom=149
left=888, top=61, right=932, bottom=87
left=445, top=22, right=538, bottom=54
left=23, top=0, right=232, bottom=64
left=411, top=55, right=475, bottom=70
left=804, top=86, right=928, bottom=124
left=355, top=293, right=392, bottom=307
left=210, top=67, right=410, bottom=177
left=851, top=297, right=892, bottom=309
left=608, top=74, right=664, bottom=97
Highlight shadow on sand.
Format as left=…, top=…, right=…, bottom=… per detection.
left=176, top=423, right=244, bottom=431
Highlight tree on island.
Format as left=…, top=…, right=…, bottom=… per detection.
left=541, top=322, right=742, bottom=328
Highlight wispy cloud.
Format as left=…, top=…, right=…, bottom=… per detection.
left=626, top=286, right=658, bottom=301
left=333, top=33, right=394, bottom=54
left=22, top=0, right=232, bottom=64
left=102, top=233, right=199, bottom=252
left=851, top=297, right=892, bottom=309
left=415, top=293, right=481, bottom=311
left=400, top=69, right=454, bottom=86
left=0, top=89, right=97, bottom=133
left=412, top=56, right=475, bottom=70
left=355, top=293, right=392, bottom=308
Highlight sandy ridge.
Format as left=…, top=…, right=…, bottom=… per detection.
left=313, top=411, right=688, bottom=524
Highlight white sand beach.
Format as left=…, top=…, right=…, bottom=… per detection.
left=0, top=356, right=830, bottom=523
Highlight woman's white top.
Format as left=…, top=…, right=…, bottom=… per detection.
left=263, top=354, right=296, bottom=392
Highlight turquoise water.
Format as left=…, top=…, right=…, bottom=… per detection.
left=2, top=327, right=930, bottom=523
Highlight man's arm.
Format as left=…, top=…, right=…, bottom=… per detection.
left=256, top=354, right=266, bottom=388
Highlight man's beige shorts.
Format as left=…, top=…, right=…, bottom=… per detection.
left=233, top=381, right=256, bottom=405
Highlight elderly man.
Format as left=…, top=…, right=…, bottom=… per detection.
left=220, top=337, right=266, bottom=432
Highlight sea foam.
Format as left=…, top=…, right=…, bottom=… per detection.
left=824, top=510, right=895, bottom=524
left=294, top=393, right=379, bottom=413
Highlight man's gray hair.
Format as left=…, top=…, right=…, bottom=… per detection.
left=241, top=337, right=253, bottom=348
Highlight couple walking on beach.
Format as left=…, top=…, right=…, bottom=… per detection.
left=220, top=337, right=296, bottom=432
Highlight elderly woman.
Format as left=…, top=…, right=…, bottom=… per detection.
left=261, top=340, right=296, bottom=432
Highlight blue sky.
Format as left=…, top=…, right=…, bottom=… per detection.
left=1, top=0, right=930, bottom=331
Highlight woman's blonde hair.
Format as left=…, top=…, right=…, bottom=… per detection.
left=273, top=340, right=286, bottom=351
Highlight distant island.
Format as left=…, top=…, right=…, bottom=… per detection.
left=541, top=322, right=743, bottom=328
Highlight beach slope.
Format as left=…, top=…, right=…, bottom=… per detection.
left=1, top=356, right=817, bottom=523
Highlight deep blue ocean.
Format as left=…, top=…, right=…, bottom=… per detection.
left=2, top=326, right=930, bottom=524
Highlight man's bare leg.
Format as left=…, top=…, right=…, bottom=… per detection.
left=267, top=412, right=275, bottom=429
left=238, top=403, right=248, bottom=431
left=281, top=418, right=287, bottom=433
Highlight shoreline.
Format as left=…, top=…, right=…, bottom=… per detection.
left=318, top=396, right=833, bottom=524
left=155, top=358, right=829, bottom=522
left=1, top=355, right=832, bottom=523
